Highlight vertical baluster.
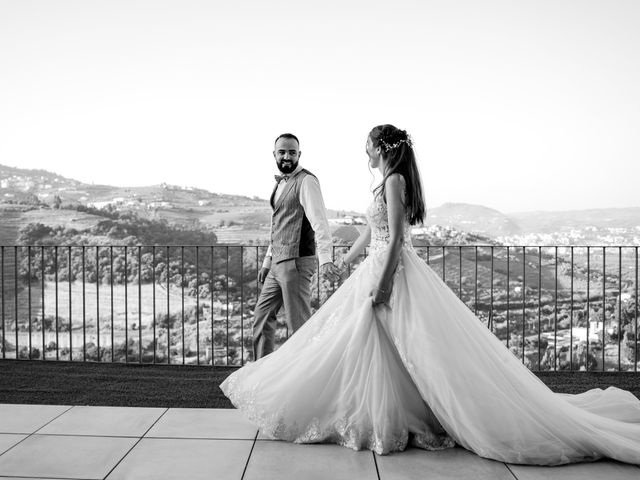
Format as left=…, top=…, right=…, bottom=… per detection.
left=506, top=246, right=510, bottom=349
left=67, top=247, right=72, bottom=361
left=474, top=246, right=478, bottom=315
left=96, top=246, right=100, bottom=362
left=570, top=247, right=574, bottom=371
left=28, top=246, right=32, bottom=359
left=82, top=246, right=86, bottom=362
left=554, top=246, right=558, bottom=371
left=586, top=247, right=590, bottom=372
left=226, top=246, right=230, bottom=366
left=110, top=246, right=114, bottom=363
left=489, top=246, right=494, bottom=332
left=181, top=246, right=185, bottom=365
left=1, top=246, right=4, bottom=360
left=196, top=246, right=200, bottom=365
left=152, top=246, right=156, bottom=364
left=618, top=246, right=622, bottom=371
left=522, top=246, right=526, bottom=363
left=602, top=247, right=606, bottom=371
left=54, top=247, right=59, bottom=361
left=14, top=247, right=18, bottom=359
left=538, top=247, right=542, bottom=370
left=458, top=246, right=462, bottom=298
left=255, top=246, right=259, bottom=364
left=124, top=246, right=128, bottom=364
left=41, top=246, right=45, bottom=360
left=215, top=245, right=218, bottom=367
left=138, top=246, right=142, bottom=364
left=240, top=246, right=244, bottom=366
left=635, top=247, right=638, bottom=372
left=166, top=246, right=170, bottom=365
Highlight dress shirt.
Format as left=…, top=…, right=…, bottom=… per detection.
left=263, top=165, right=333, bottom=269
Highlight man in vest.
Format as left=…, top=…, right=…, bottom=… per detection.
left=253, top=133, right=340, bottom=360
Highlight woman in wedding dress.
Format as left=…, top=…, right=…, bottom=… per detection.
left=221, top=125, right=640, bottom=465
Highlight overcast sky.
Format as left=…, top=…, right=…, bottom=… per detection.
left=1, top=0, right=638, bottom=214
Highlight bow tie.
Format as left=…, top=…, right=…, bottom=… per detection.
left=274, top=174, right=290, bottom=183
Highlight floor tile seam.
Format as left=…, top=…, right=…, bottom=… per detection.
left=143, top=435, right=258, bottom=441
left=101, top=407, right=170, bottom=480
left=0, top=434, right=31, bottom=459
left=240, top=430, right=259, bottom=480
left=0, top=405, right=75, bottom=458
left=31, top=406, right=76, bottom=435
left=372, top=451, right=381, bottom=480
left=504, top=463, right=519, bottom=479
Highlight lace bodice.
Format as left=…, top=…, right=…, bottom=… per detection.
left=366, top=177, right=413, bottom=254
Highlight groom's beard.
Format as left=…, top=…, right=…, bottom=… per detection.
left=277, top=160, right=298, bottom=174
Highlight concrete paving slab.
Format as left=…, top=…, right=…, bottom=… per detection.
left=0, top=404, right=70, bottom=434
left=37, top=405, right=166, bottom=437
left=0, top=477, right=90, bottom=480
left=0, top=434, right=27, bottom=455
left=0, top=477, right=88, bottom=480
left=244, top=441, right=378, bottom=480
left=509, top=460, right=640, bottom=480
left=377, top=446, right=513, bottom=480
left=146, top=408, right=257, bottom=440
left=0, top=434, right=137, bottom=479
left=105, top=438, right=253, bottom=480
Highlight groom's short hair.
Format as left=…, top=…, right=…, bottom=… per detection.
left=274, top=133, right=299, bottom=148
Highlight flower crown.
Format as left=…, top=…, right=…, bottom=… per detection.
left=379, top=131, right=413, bottom=152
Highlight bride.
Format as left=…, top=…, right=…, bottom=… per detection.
left=221, top=124, right=640, bottom=465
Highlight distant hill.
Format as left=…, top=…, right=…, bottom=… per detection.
left=508, top=207, right=640, bottom=233
left=427, top=203, right=522, bottom=236
left=0, top=164, right=358, bottom=244
left=3, top=164, right=639, bottom=245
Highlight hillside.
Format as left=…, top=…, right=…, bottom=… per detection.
left=427, top=203, right=522, bottom=236
left=2, top=163, right=639, bottom=245
left=0, top=164, right=364, bottom=244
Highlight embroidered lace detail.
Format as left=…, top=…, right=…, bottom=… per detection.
left=366, top=176, right=414, bottom=255
left=411, top=431, right=457, bottom=451
left=222, top=372, right=410, bottom=455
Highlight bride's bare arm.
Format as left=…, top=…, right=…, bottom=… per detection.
left=340, top=226, right=371, bottom=266
left=373, top=174, right=405, bottom=305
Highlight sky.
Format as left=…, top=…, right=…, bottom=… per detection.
left=1, top=0, right=639, bottom=214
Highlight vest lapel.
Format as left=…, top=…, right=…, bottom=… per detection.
left=273, top=169, right=304, bottom=211
left=269, top=182, right=278, bottom=208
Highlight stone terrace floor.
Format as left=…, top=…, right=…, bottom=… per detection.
left=0, top=404, right=639, bottom=479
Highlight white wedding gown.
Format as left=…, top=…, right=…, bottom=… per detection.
left=220, top=188, right=640, bottom=465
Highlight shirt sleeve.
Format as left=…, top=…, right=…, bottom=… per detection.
left=299, top=174, right=333, bottom=266
left=262, top=245, right=272, bottom=269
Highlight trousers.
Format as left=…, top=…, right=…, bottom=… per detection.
left=252, top=256, right=317, bottom=360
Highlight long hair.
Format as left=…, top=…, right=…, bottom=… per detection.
left=370, top=124, right=426, bottom=225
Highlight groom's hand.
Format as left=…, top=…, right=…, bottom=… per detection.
left=320, top=262, right=340, bottom=283
left=258, top=267, right=270, bottom=284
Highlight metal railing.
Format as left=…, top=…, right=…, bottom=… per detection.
left=0, top=244, right=638, bottom=371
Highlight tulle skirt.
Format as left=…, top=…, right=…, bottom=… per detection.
left=220, top=248, right=640, bottom=465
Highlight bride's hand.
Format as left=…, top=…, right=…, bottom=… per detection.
left=370, top=286, right=391, bottom=307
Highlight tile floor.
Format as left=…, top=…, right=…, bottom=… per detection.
left=0, top=404, right=638, bottom=480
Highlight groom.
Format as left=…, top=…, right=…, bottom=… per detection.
left=253, top=133, right=340, bottom=360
